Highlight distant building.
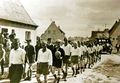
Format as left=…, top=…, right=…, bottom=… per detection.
left=91, top=29, right=109, bottom=39
left=68, top=36, right=89, bottom=43
left=0, top=0, right=38, bottom=46
left=109, top=20, right=120, bottom=47
left=41, top=21, right=65, bottom=42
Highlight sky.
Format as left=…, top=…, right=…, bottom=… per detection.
left=20, top=0, right=120, bottom=37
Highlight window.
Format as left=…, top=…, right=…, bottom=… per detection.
left=25, top=31, right=31, bottom=40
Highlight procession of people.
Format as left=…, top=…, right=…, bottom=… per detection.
left=0, top=29, right=106, bottom=83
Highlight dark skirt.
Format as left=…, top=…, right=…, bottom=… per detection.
left=37, top=62, right=49, bottom=75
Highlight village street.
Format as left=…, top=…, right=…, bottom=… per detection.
left=1, top=53, right=120, bottom=83
left=0, top=0, right=120, bottom=83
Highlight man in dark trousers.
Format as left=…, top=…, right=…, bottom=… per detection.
left=9, top=38, right=26, bottom=83
left=24, top=39, right=35, bottom=80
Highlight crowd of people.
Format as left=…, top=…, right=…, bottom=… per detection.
left=21, top=38, right=103, bottom=83
left=0, top=30, right=104, bottom=83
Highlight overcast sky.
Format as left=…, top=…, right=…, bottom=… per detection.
left=20, top=0, right=120, bottom=37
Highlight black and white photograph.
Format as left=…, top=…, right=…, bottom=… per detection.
left=0, top=0, right=120, bottom=83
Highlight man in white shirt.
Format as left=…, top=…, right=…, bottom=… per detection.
left=61, top=38, right=72, bottom=80
left=36, top=41, right=52, bottom=83
left=71, top=41, right=80, bottom=77
left=9, top=38, right=26, bottom=83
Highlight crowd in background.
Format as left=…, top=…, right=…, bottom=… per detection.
left=0, top=30, right=119, bottom=83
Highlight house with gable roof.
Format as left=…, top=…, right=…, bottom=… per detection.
left=109, top=20, right=120, bottom=47
left=41, top=21, right=65, bottom=42
left=0, top=0, right=38, bottom=46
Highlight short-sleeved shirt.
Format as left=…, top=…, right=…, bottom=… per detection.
left=37, top=48, right=53, bottom=65
left=71, top=47, right=80, bottom=56
left=9, top=48, right=26, bottom=65
left=61, top=44, right=72, bottom=55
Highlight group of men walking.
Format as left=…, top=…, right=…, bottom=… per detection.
left=0, top=36, right=103, bottom=83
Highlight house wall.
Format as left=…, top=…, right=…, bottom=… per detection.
left=0, top=25, right=37, bottom=46
left=110, top=24, right=120, bottom=47
left=41, top=25, right=65, bottom=42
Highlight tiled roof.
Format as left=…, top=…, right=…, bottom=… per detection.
left=47, top=21, right=65, bottom=34
left=109, top=20, right=120, bottom=36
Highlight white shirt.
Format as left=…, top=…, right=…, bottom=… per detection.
left=62, top=44, right=72, bottom=55
left=93, top=45, right=97, bottom=52
left=87, top=47, right=92, bottom=54
left=80, top=46, right=84, bottom=55
left=83, top=45, right=88, bottom=52
left=37, top=48, right=52, bottom=65
left=9, top=48, right=26, bottom=65
left=71, top=47, right=80, bottom=56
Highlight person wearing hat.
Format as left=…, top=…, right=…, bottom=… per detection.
left=0, top=44, right=6, bottom=75
left=24, top=39, right=35, bottom=80
left=36, top=41, right=52, bottom=83
left=9, top=38, right=26, bottom=83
